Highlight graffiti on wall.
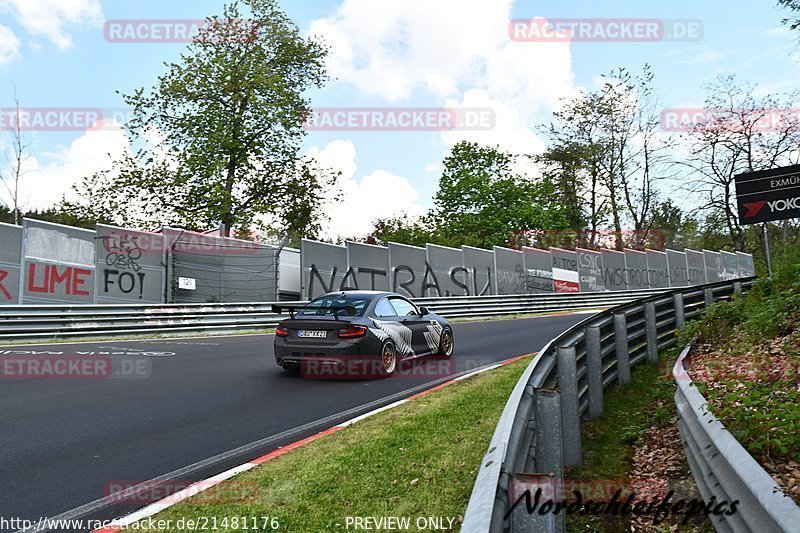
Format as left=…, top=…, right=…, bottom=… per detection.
left=101, top=233, right=146, bottom=298
left=307, top=262, right=492, bottom=298
left=27, top=262, right=92, bottom=296
left=96, top=225, right=165, bottom=303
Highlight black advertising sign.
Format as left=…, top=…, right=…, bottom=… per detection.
left=735, top=164, right=800, bottom=225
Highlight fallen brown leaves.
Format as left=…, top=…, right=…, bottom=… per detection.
left=629, top=403, right=705, bottom=532
left=687, top=326, right=800, bottom=505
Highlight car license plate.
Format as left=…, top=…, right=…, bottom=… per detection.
left=298, top=330, right=327, bottom=339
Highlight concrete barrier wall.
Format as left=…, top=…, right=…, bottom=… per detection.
left=22, top=219, right=96, bottom=304
left=0, top=223, right=22, bottom=304
left=0, top=218, right=758, bottom=304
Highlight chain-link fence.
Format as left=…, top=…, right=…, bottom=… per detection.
left=167, top=235, right=279, bottom=303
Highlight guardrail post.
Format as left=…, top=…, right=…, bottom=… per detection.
left=507, top=389, right=566, bottom=532
left=613, top=312, right=631, bottom=385
left=733, top=281, right=742, bottom=296
left=534, top=388, right=566, bottom=533
left=673, top=293, right=685, bottom=331
left=584, top=326, right=604, bottom=419
left=704, top=287, right=713, bottom=308
left=645, top=301, right=658, bottom=362
left=557, top=346, right=582, bottom=467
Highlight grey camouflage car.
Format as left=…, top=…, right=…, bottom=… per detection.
left=273, top=291, right=454, bottom=378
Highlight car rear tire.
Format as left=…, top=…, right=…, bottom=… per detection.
left=379, top=341, right=397, bottom=377
left=438, top=328, right=454, bottom=358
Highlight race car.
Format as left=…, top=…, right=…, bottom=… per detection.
left=272, top=291, right=454, bottom=378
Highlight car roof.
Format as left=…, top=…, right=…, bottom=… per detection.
left=320, top=290, right=401, bottom=298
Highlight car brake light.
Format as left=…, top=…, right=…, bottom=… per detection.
left=276, top=325, right=289, bottom=337
left=338, top=324, right=367, bottom=339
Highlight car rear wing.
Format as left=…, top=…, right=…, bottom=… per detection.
left=271, top=304, right=356, bottom=320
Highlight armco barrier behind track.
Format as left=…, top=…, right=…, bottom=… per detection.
left=462, top=278, right=759, bottom=532
left=674, top=345, right=800, bottom=532
left=0, top=289, right=666, bottom=341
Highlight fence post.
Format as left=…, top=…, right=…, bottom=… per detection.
left=704, top=287, right=714, bottom=308
left=584, top=326, right=604, bottom=419
left=645, top=301, right=658, bottom=362
left=734, top=281, right=742, bottom=296
left=613, top=312, right=631, bottom=385
left=673, top=293, right=685, bottom=331
left=557, top=346, right=582, bottom=467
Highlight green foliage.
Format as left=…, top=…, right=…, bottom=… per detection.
left=368, top=213, right=435, bottom=247
left=698, top=382, right=800, bottom=460
left=67, top=0, right=333, bottom=237
left=682, top=251, right=800, bottom=465
left=429, top=141, right=571, bottom=249
left=0, top=204, right=106, bottom=230
left=682, top=249, right=800, bottom=345
left=368, top=142, right=573, bottom=250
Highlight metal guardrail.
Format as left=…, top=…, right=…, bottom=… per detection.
left=674, top=345, right=800, bottom=532
left=0, top=289, right=668, bottom=342
left=462, top=277, right=756, bottom=533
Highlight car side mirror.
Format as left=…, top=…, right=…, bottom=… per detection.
left=418, top=306, right=429, bottom=316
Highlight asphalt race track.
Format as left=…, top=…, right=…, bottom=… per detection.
left=0, top=313, right=586, bottom=531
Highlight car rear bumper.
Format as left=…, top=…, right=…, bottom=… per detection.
left=275, top=337, right=392, bottom=377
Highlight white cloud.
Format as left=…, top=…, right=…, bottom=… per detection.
left=0, top=24, right=20, bottom=65
left=308, top=140, right=426, bottom=238
left=310, top=0, right=513, bottom=101
left=442, top=89, right=545, bottom=156
left=310, top=2, right=575, bottom=172
left=679, top=49, right=729, bottom=65
left=0, top=118, right=128, bottom=211
left=763, top=26, right=793, bottom=39
left=0, top=0, right=103, bottom=49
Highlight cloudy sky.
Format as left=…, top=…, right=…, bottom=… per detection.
left=1, top=0, right=798, bottom=238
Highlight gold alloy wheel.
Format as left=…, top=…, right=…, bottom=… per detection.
left=382, top=342, right=397, bottom=374
left=440, top=329, right=453, bottom=356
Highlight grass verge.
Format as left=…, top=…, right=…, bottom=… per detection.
left=123, top=356, right=533, bottom=532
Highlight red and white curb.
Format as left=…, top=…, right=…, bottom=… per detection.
left=92, top=353, right=536, bottom=532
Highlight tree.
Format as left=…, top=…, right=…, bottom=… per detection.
left=261, top=157, right=341, bottom=247
left=681, top=76, right=800, bottom=250
left=69, top=0, right=331, bottom=235
left=368, top=213, right=435, bottom=247
left=430, top=142, right=571, bottom=249
left=648, top=198, right=700, bottom=249
left=539, top=106, right=607, bottom=248
left=0, top=88, right=33, bottom=225
left=778, top=0, right=800, bottom=32
left=541, top=66, right=670, bottom=250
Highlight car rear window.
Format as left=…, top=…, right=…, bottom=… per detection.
left=298, top=295, right=370, bottom=317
